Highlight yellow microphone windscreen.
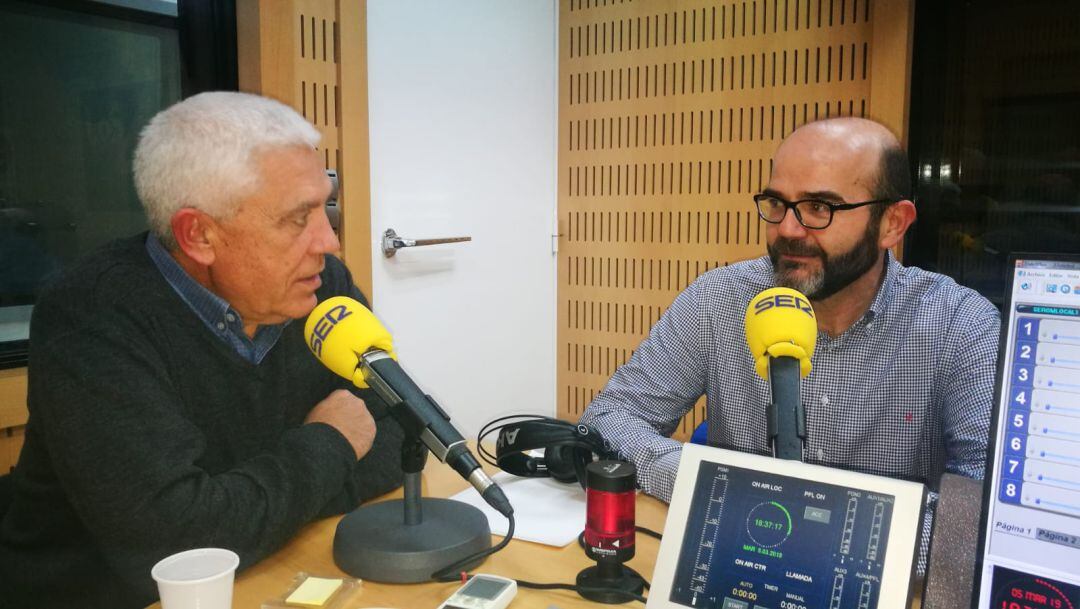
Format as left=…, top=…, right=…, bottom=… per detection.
left=304, top=296, right=396, bottom=386
left=744, top=287, right=817, bottom=379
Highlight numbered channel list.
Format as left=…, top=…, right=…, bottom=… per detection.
left=1000, top=310, right=1080, bottom=519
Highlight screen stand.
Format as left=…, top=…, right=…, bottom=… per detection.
left=923, top=473, right=982, bottom=608
left=332, top=433, right=492, bottom=583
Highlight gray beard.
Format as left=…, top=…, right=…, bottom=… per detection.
left=768, top=223, right=882, bottom=300
left=776, top=264, right=825, bottom=298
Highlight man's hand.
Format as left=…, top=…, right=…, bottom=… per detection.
left=305, top=389, right=377, bottom=460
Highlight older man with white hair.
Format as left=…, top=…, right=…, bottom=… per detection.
left=0, top=92, right=404, bottom=609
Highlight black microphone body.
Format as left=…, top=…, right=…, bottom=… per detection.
left=361, top=351, right=513, bottom=517
left=767, top=355, right=806, bottom=461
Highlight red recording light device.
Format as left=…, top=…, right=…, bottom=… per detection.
left=577, top=461, right=645, bottom=604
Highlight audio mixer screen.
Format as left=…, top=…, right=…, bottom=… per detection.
left=976, top=257, right=1080, bottom=608
left=667, top=461, right=895, bottom=609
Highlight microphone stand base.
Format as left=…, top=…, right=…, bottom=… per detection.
left=575, top=563, right=645, bottom=604
left=333, top=497, right=491, bottom=583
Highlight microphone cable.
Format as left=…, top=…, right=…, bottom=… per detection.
left=430, top=512, right=516, bottom=583
left=431, top=419, right=661, bottom=603
left=637, top=525, right=663, bottom=540
left=428, top=416, right=538, bottom=582
left=514, top=578, right=648, bottom=604
left=439, top=519, right=653, bottom=605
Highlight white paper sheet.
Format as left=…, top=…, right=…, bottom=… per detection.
left=449, top=471, right=586, bottom=547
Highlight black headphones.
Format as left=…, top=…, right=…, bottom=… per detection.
left=478, top=415, right=616, bottom=488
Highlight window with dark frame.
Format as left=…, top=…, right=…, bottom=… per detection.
left=906, top=0, right=1080, bottom=308
left=0, top=0, right=236, bottom=369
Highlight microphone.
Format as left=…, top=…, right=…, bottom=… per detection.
left=304, top=296, right=513, bottom=517
left=744, top=287, right=817, bottom=461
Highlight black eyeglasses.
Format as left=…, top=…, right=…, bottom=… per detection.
left=753, top=193, right=896, bottom=229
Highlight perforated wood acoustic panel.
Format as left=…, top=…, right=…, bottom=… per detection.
left=557, top=0, right=912, bottom=440
left=237, top=0, right=372, bottom=299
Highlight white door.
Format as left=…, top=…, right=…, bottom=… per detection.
left=366, top=1, right=557, bottom=439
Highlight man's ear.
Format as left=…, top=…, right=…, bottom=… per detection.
left=170, top=208, right=217, bottom=266
left=879, top=200, right=917, bottom=250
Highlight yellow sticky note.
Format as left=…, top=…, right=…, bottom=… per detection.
left=285, top=576, right=344, bottom=607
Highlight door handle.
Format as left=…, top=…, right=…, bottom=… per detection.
left=382, top=228, right=472, bottom=258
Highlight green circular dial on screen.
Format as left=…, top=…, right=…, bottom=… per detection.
left=746, top=501, right=793, bottom=548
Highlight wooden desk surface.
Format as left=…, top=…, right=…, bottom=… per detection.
left=151, top=461, right=668, bottom=609
left=147, top=459, right=924, bottom=609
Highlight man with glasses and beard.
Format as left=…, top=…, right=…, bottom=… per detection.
left=579, top=118, right=999, bottom=559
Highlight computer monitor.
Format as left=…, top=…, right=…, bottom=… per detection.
left=649, top=444, right=926, bottom=609
left=973, top=254, right=1080, bottom=608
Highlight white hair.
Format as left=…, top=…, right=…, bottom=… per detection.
left=133, top=91, right=321, bottom=248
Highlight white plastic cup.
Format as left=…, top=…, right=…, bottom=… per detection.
left=151, top=548, right=240, bottom=609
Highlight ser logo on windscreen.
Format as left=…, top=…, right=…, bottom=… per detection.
left=308, top=304, right=353, bottom=356
left=753, top=294, right=814, bottom=318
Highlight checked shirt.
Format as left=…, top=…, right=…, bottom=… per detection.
left=580, top=252, right=1000, bottom=503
